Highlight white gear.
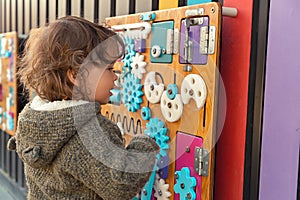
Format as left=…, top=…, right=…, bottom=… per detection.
left=154, top=178, right=171, bottom=200
left=130, top=53, right=147, bottom=79
left=144, top=72, right=164, bottom=104
left=160, top=91, right=183, bottom=122
left=181, top=74, right=207, bottom=109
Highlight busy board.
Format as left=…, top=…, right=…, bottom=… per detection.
left=102, top=2, right=222, bottom=200
left=0, top=32, right=18, bottom=136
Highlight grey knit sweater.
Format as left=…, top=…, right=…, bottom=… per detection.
left=7, top=97, right=158, bottom=200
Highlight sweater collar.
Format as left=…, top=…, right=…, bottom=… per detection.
left=30, top=96, right=89, bottom=111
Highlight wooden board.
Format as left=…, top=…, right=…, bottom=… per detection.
left=0, top=31, right=18, bottom=136
left=103, top=3, right=222, bottom=199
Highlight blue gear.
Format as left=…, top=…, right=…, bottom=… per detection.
left=122, top=73, right=143, bottom=112
left=166, top=84, right=178, bottom=100
left=141, top=107, right=151, bottom=120
left=144, top=118, right=169, bottom=159
left=174, top=167, right=197, bottom=200
left=122, top=37, right=136, bottom=76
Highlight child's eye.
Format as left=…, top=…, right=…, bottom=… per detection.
left=107, top=67, right=114, bottom=71
left=107, top=63, right=115, bottom=71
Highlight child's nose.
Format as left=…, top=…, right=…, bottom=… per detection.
left=113, top=72, right=118, bottom=81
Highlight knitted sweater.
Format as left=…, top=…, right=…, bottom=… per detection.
left=7, top=97, right=159, bottom=200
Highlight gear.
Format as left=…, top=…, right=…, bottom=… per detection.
left=166, top=84, right=178, bottom=100
left=122, top=37, right=136, bottom=76
left=141, top=107, right=151, bottom=121
left=154, top=178, right=171, bottom=200
left=122, top=73, right=143, bottom=112
left=131, top=53, right=147, bottom=79
left=144, top=71, right=165, bottom=104
left=174, top=167, right=197, bottom=200
left=144, top=118, right=169, bottom=159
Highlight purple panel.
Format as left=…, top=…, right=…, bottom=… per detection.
left=157, top=156, right=169, bottom=179
left=259, top=0, right=300, bottom=199
left=135, top=39, right=146, bottom=53
left=175, top=132, right=203, bottom=200
left=179, top=17, right=209, bottom=65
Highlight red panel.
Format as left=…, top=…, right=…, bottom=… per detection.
left=214, top=0, right=254, bottom=200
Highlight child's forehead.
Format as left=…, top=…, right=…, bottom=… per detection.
left=84, top=36, right=124, bottom=63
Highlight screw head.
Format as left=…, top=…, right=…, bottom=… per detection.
left=150, top=84, right=154, bottom=91
left=180, top=183, right=185, bottom=189
left=189, top=89, right=194, bottom=96
left=158, top=189, right=163, bottom=196
left=174, top=172, right=179, bottom=179
left=142, top=111, right=146, bottom=117
left=185, top=147, right=190, bottom=153
left=211, top=7, right=215, bottom=13
left=143, top=189, right=147, bottom=195
left=187, top=192, right=192, bottom=199
left=152, top=48, right=157, bottom=54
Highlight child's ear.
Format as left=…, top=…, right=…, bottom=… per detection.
left=67, top=69, right=78, bottom=86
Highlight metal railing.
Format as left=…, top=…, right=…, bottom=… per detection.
left=0, top=0, right=160, bottom=34
left=0, top=130, right=27, bottom=199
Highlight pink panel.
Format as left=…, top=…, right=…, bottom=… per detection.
left=175, top=132, right=203, bottom=200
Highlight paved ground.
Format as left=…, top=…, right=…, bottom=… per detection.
left=0, top=184, right=17, bottom=200
left=0, top=170, right=26, bottom=200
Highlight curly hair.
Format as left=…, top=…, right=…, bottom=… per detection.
left=18, top=16, right=124, bottom=102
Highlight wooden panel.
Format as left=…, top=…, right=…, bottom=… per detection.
left=11, top=0, right=16, bottom=31
left=24, top=0, right=30, bottom=34
left=31, top=0, right=38, bottom=28
left=116, top=0, right=129, bottom=16
left=0, top=0, right=3, bottom=32
left=48, top=0, right=56, bottom=23
left=0, top=131, right=4, bottom=169
left=17, top=0, right=23, bottom=34
left=5, top=0, right=10, bottom=31
left=71, top=0, right=81, bottom=17
left=159, top=0, right=178, bottom=10
left=136, top=0, right=152, bottom=13
left=84, top=0, right=94, bottom=22
left=99, top=0, right=110, bottom=24
left=58, top=0, right=66, bottom=19
left=104, top=3, right=222, bottom=199
left=11, top=152, right=17, bottom=181
left=40, top=0, right=47, bottom=26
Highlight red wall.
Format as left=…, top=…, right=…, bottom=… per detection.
left=214, top=0, right=254, bottom=199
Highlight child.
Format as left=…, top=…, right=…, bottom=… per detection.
left=7, top=16, right=159, bottom=200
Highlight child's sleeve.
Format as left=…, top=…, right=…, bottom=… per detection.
left=64, top=126, right=159, bottom=200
